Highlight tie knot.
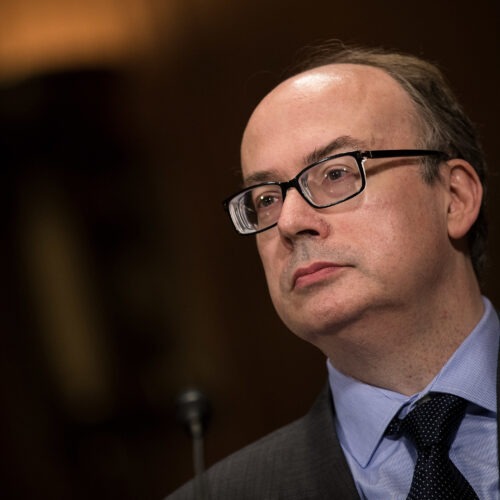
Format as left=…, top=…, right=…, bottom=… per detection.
left=390, top=393, right=467, bottom=450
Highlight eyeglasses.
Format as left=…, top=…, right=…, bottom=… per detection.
left=223, top=149, right=447, bottom=235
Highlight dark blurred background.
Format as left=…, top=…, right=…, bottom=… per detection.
left=1, top=0, right=499, bottom=498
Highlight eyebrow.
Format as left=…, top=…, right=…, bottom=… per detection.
left=242, top=135, right=367, bottom=187
left=242, top=169, right=281, bottom=187
left=304, top=135, right=367, bottom=165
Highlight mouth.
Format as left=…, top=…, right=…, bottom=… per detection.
left=292, top=262, right=347, bottom=290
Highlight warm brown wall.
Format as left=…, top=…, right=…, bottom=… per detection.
left=1, top=0, right=499, bottom=498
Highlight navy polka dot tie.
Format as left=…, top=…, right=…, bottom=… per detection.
left=386, top=393, right=479, bottom=499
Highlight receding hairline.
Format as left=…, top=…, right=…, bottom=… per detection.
left=242, top=61, right=424, bottom=154
left=262, top=62, right=407, bottom=101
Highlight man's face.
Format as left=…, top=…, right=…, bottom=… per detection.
left=241, top=64, right=453, bottom=350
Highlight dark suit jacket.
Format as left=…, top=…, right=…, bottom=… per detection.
left=167, top=346, right=500, bottom=499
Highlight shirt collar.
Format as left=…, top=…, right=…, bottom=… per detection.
left=424, top=297, right=498, bottom=413
left=327, top=296, right=499, bottom=468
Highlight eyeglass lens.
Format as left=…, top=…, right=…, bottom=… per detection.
left=230, top=154, right=363, bottom=234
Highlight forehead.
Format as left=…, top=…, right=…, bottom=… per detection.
left=241, top=64, right=420, bottom=180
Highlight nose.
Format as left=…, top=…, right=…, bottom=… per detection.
left=276, top=188, right=330, bottom=242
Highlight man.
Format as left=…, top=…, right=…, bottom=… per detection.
left=168, top=43, right=498, bottom=499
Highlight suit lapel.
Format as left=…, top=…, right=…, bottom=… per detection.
left=302, top=384, right=360, bottom=499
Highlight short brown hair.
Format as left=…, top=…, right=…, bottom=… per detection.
left=289, top=41, right=488, bottom=278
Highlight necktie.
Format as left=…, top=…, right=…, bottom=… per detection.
left=386, top=393, right=479, bottom=499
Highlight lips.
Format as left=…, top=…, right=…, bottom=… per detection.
left=292, top=262, right=345, bottom=289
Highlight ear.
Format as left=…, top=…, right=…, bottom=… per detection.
left=444, top=159, right=483, bottom=240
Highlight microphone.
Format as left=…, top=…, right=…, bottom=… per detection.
left=176, top=388, right=212, bottom=500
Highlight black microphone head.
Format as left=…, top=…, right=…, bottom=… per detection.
left=176, top=388, right=212, bottom=438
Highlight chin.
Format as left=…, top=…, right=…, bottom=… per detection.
left=279, top=296, right=376, bottom=341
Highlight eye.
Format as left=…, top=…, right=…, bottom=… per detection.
left=299, top=155, right=362, bottom=206
left=324, top=167, right=349, bottom=182
left=255, top=192, right=280, bottom=209
left=248, top=187, right=283, bottom=227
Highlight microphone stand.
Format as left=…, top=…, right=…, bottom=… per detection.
left=176, top=389, right=211, bottom=500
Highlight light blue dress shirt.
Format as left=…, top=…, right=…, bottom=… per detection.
left=328, top=296, right=499, bottom=500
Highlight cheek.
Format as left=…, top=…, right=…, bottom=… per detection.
left=256, top=235, right=287, bottom=305
left=358, top=185, right=447, bottom=273
left=256, top=236, right=278, bottom=283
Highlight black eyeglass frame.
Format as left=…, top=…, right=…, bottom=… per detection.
left=223, top=149, right=448, bottom=235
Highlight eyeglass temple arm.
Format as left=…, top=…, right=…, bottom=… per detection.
left=362, top=149, right=447, bottom=160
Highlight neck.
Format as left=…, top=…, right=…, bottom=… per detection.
left=322, top=275, right=484, bottom=396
